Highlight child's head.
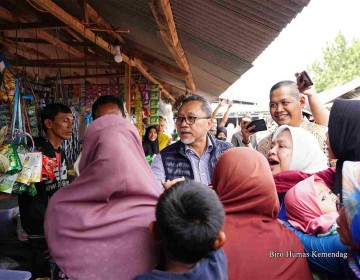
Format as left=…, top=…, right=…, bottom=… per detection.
left=152, top=180, right=225, bottom=264
left=285, top=175, right=338, bottom=235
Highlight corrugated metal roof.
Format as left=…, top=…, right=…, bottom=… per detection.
left=0, top=0, right=309, bottom=101
left=170, top=0, right=309, bottom=99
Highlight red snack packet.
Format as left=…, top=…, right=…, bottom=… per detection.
left=42, top=155, right=57, bottom=181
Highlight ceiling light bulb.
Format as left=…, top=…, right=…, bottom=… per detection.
left=114, top=54, right=123, bottom=63
left=114, top=45, right=121, bottom=55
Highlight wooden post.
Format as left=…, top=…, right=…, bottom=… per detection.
left=124, top=64, right=132, bottom=115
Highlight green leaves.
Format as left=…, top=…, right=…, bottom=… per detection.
left=308, top=32, right=360, bottom=93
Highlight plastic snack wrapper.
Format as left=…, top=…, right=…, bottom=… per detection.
left=16, top=152, right=42, bottom=185
left=0, top=144, right=23, bottom=174
left=0, top=153, right=25, bottom=193
left=42, top=154, right=57, bottom=181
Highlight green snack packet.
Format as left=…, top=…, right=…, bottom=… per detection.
left=12, top=182, right=28, bottom=195
left=150, top=91, right=160, bottom=101
left=28, top=183, right=37, bottom=196
left=0, top=144, right=23, bottom=174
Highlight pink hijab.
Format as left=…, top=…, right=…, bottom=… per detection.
left=285, top=175, right=338, bottom=235
left=45, top=115, right=162, bottom=280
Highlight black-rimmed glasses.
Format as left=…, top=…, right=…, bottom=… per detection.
left=174, top=116, right=211, bottom=125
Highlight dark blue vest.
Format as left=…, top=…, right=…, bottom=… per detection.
left=160, top=133, right=233, bottom=181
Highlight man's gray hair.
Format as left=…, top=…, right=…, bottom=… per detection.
left=181, top=95, right=212, bottom=117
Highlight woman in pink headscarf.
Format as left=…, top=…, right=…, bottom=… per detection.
left=285, top=175, right=338, bottom=236
left=45, top=115, right=162, bottom=280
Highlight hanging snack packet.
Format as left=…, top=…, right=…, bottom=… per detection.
left=149, top=116, right=159, bottom=126
left=42, top=154, right=57, bottom=181
left=150, top=91, right=160, bottom=101
left=12, top=181, right=28, bottom=195
left=16, top=152, right=42, bottom=185
left=0, top=153, right=26, bottom=193
left=0, top=144, right=23, bottom=174
left=150, top=99, right=159, bottom=108
left=150, top=108, right=159, bottom=117
left=27, top=183, right=37, bottom=196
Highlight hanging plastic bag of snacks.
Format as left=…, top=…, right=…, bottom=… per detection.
left=0, top=144, right=23, bottom=174
left=0, top=153, right=25, bottom=193
left=16, top=152, right=42, bottom=185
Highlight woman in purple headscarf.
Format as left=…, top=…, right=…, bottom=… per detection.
left=45, top=115, right=162, bottom=280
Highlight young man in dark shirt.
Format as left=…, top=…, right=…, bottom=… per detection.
left=18, top=103, right=73, bottom=278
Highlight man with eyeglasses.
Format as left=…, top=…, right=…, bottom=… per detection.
left=151, top=95, right=233, bottom=189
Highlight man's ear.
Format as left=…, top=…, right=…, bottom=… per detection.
left=44, top=119, right=53, bottom=130
left=213, top=231, right=226, bottom=250
left=207, top=118, right=212, bottom=129
left=299, top=95, right=306, bottom=108
left=148, top=221, right=161, bottom=241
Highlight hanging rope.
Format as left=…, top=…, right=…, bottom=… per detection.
left=35, top=30, right=39, bottom=81
left=54, top=28, right=66, bottom=103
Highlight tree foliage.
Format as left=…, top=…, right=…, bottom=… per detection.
left=308, top=32, right=360, bottom=93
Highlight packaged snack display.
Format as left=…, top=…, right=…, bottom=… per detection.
left=0, top=144, right=23, bottom=175
left=149, top=85, right=160, bottom=126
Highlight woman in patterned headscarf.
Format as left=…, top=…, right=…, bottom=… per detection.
left=328, top=99, right=360, bottom=278
left=337, top=161, right=360, bottom=278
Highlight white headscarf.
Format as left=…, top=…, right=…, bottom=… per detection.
left=272, top=125, right=328, bottom=173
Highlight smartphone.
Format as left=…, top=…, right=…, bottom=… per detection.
left=246, top=119, right=267, bottom=133
left=299, top=71, right=313, bottom=87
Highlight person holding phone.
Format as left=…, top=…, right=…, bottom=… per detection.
left=231, top=116, right=258, bottom=147
left=242, top=72, right=331, bottom=162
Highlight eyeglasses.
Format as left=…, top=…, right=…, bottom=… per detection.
left=336, top=193, right=343, bottom=211
left=174, top=116, right=211, bottom=125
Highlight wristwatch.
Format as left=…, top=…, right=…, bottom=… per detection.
left=242, top=139, right=251, bottom=145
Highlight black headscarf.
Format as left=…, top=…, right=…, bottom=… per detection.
left=329, top=99, right=360, bottom=198
left=216, top=126, right=227, bottom=141
left=142, top=126, right=159, bottom=157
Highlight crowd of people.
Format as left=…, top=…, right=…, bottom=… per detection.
left=14, top=74, right=360, bottom=280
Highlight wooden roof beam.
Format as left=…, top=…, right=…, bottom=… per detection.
left=0, top=6, right=17, bottom=22
left=10, top=61, right=120, bottom=69
left=65, top=27, right=84, bottom=43
left=160, top=81, right=187, bottom=96
left=0, top=6, right=84, bottom=58
left=47, top=72, right=123, bottom=80
left=148, top=0, right=196, bottom=91
left=19, top=57, right=116, bottom=64
left=0, top=22, right=67, bottom=31
left=81, top=2, right=178, bottom=100
left=83, top=2, right=125, bottom=44
left=124, top=46, right=187, bottom=80
left=31, top=0, right=130, bottom=64
left=1, top=38, right=50, bottom=59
